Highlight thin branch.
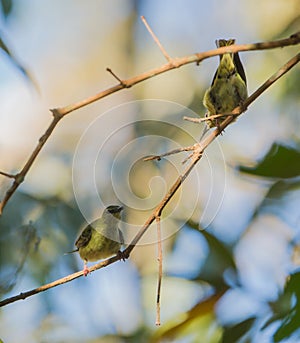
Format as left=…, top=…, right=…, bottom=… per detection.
left=141, top=16, right=172, bottom=62
left=156, top=215, right=163, bottom=326
left=0, top=51, right=299, bottom=307
left=0, top=171, right=16, bottom=178
left=106, top=67, right=125, bottom=85
left=143, top=145, right=196, bottom=161
left=183, top=116, right=202, bottom=124
left=184, top=113, right=235, bottom=123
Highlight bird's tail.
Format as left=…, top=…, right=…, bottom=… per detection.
left=64, top=249, right=78, bottom=255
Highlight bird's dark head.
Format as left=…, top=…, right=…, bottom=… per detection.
left=104, top=205, right=123, bottom=220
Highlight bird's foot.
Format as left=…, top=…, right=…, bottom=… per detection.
left=83, top=264, right=90, bottom=277
left=117, top=250, right=127, bottom=262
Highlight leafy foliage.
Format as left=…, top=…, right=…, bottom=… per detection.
left=238, top=143, right=300, bottom=179
left=265, top=272, right=300, bottom=342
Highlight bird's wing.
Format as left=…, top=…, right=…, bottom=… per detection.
left=89, top=218, right=105, bottom=233
left=75, top=226, right=92, bottom=249
left=233, top=52, right=247, bottom=85
left=64, top=248, right=78, bottom=254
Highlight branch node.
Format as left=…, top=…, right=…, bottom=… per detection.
left=143, top=155, right=161, bottom=162
left=50, top=108, right=64, bottom=120
left=15, top=173, right=25, bottom=184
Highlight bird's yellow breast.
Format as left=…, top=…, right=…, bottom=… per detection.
left=78, top=229, right=121, bottom=262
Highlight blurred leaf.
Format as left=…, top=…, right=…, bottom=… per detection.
left=263, top=272, right=300, bottom=342
left=0, top=34, right=38, bottom=88
left=251, top=178, right=300, bottom=224
left=280, top=67, right=300, bottom=101
left=238, top=143, right=300, bottom=179
left=266, top=179, right=300, bottom=199
left=273, top=15, right=300, bottom=39
left=187, top=220, right=237, bottom=290
left=151, top=298, right=223, bottom=343
left=273, top=309, right=300, bottom=343
left=1, top=0, right=13, bottom=17
left=99, top=327, right=152, bottom=343
left=0, top=220, right=40, bottom=294
left=0, top=191, right=83, bottom=291
left=185, top=291, right=225, bottom=322
left=221, top=317, right=255, bottom=343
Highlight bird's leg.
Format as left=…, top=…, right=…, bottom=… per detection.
left=83, top=261, right=90, bottom=276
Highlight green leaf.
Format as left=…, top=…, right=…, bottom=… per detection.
left=187, top=220, right=236, bottom=290
left=263, top=272, right=300, bottom=342
left=152, top=308, right=222, bottom=343
left=1, top=0, right=13, bottom=18
left=238, top=143, right=300, bottom=179
left=273, top=309, right=300, bottom=343
left=222, top=317, right=255, bottom=343
left=251, top=178, right=300, bottom=223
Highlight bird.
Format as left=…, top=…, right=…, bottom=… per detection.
left=202, top=38, right=248, bottom=134
left=67, top=205, right=125, bottom=276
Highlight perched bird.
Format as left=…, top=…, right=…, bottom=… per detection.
left=68, top=205, right=124, bottom=276
left=202, top=39, right=248, bottom=132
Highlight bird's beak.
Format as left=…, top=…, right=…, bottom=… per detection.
left=114, top=206, right=123, bottom=219
left=106, top=205, right=123, bottom=219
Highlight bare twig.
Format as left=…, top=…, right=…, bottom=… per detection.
left=143, top=145, right=196, bottom=161
left=183, top=116, right=202, bottom=124
left=184, top=113, right=236, bottom=123
left=156, top=215, right=163, bottom=326
left=0, top=171, right=15, bottom=178
left=141, top=16, right=172, bottom=62
left=106, top=67, right=125, bottom=85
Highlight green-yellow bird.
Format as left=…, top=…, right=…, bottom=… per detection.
left=68, top=205, right=124, bottom=276
left=203, top=39, right=248, bottom=131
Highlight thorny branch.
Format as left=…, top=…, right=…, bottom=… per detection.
left=0, top=19, right=299, bottom=307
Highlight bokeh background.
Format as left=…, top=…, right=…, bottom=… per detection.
left=0, top=1, right=300, bottom=342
